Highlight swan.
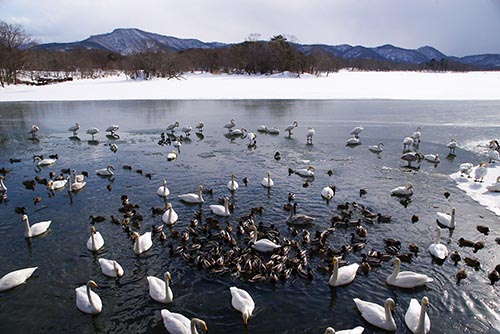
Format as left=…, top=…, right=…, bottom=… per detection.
left=86, top=127, right=99, bottom=141
left=294, top=166, right=315, bottom=177
left=195, top=121, right=205, bottom=132
left=73, top=170, right=85, bottom=183
left=402, top=136, right=414, bottom=151
left=390, top=182, right=413, bottom=197
left=411, top=127, right=422, bottom=143
left=428, top=227, right=448, bottom=260
left=96, top=165, right=114, bottom=177
left=286, top=203, right=315, bottom=226
left=98, top=258, right=124, bottom=278
left=350, top=125, right=363, bottom=137
left=405, top=296, right=431, bottom=334
left=257, top=125, right=268, bottom=132
left=487, top=176, right=500, bottom=192
left=230, top=286, right=255, bottom=325
left=167, top=150, right=178, bottom=161
left=488, top=148, right=500, bottom=163
left=106, top=124, right=119, bottom=135
left=22, top=214, right=51, bottom=238
left=75, top=280, right=102, bottom=314
left=284, top=120, right=298, bottom=136
left=29, top=124, right=39, bottom=138
left=167, top=121, right=180, bottom=132
left=321, top=186, right=335, bottom=200
left=224, top=118, right=236, bottom=130
left=69, top=175, right=86, bottom=192
left=210, top=197, right=231, bottom=217
left=249, top=225, right=280, bottom=252
left=0, top=267, right=38, bottom=292
left=227, top=173, right=239, bottom=191
left=247, top=131, right=257, bottom=146
left=47, top=178, right=67, bottom=191
left=401, top=152, right=424, bottom=167
left=162, top=203, right=178, bottom=225
left=68, top=122, right=80, bottom=136
left=474, top=162, right=488, bottom=182
left=447, top=138, right=458, bottom=155
left=346, top=137, right=361, bottom=146
left=459, top=162, right=473, bottom=177
left=86, top=226, right=104, bottom=252
left=230, top=127, right=247, bottom=136
left=368, top=143, right=383, bottom=153
left=0, top=176, right=7, bottom=192
left=261, top=171, right=274, bottom=188
left=306, top=127, right=315, bottom=144
left=353, top=297, right=397, bottom=331
left=385, top=258, right=433, bottom=288
left=328, top=257, right=359, bottom=287
left=436, top=207, right=456, bottom=229
left=324, top=326, right=365, bottom=334
left=182, top=125, right=192, bottom=136
left=161, top=309, right=208, bottom=334
left=147, top=272, right=173, bottom=303
left=424, top=154, right=440, bottom=163
left=33, top=156, right=57, bottom=166
left=157, top=179, right=170, bottom=197
left=178, top=185, right=204, bottom=203
left=131, top=231, right=153, bottom=255
left=267, top=126, right=280, bottom=134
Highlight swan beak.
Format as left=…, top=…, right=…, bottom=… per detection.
left=203, top=323, right=208, bottom=332
left=166, top=272, right=172, bottom=282
left=88, top=280, right=99, bottom=288
left=423, top=297, right=430, bottom=306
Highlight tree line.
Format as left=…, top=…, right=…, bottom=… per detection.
left=0, top=21, right=476, bottom=86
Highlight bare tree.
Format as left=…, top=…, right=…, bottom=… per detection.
left=0, top=20, right=32, bottom=86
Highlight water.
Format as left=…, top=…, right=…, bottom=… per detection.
left=0, top=100, right=499, bottom=334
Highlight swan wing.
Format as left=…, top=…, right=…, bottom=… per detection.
left=140, top=232, right=153, bottom=252
left=157, top=186, right=170, bottom=197
left=336, top=326, right=365, bottom=334
left=230, top=287, right=255, bottom=314
left=428, top=244, right=448, bottom=259
left=75, top=286, right=102, bottom=314
left=353, top=298, right=391, bottom=330
left=0, top=267, right=38, bottom=292
left=338, top=263, right=360, bottom=285
left=98, top=258, right=123, bottom=277
left=30, top=220, right=52, bottom=236
left=161, top=310, right=190, bottom=334
left=147, top=276, right=167, bottom=302
left=388, top=272, right=433, bottom=288
left=405, top=299, right=430, bottom=334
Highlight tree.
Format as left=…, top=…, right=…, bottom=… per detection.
left=0, top=20, right=32, bottom=86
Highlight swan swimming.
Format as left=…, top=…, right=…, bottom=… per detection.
left=324, top=326, right=365, bottom=334
left=86, top=226, right=104, bottom=252
left=162, top=203, right=178, bottom=225
left=167, top=150, right=178, bottom=161
left=350, top=125, right=363, bottom=137
left=328, top=257, right=359, bottom=287
left=75, top=280, right=102, bottom=314
left=353, top=297, right=397, bottom=331
left=321, top=186, right=335, bottom=200
left=390, top=182, right=413, bottom=197
left=428, top=227, right=448, bottom=260
left=286, top=203, right=315, bottom=226
left=22, top=214, right=51, bottom=238
left=368, top=143, right=384, bottom=153
left=346, top=137, right=361, bottom=146
left=293, top=166, right=315, bottom=177
left=424, top=153, right=440, bottom=164
left=68, top=175, right=86, bottom=192
left=227, top=173, right=239, bottom=191
left=98, top=258, right=124, bottom=278
left=47, top=178, right=67, bottom=191
left=161, top=309, right=208, bottom=334
left=224, top=119, right=236, bottom=131
left=230, top=286, right=255, bottom=325
left=96, top=165, right=115, bottom=177
left=157, top=179, right=170, bottom=197
left=405, top=296, right=431, bottom=334
left=249, top=225, right=280, bottom=252
left=385, top=257, right=433, bottom=288
left=261, top=171, right=274, bottom=188
left=178, top=185, right=204, bottom=203
left=33, top=156, right=57, bottom=166
left=210, top=197, right=231, bottom=217
left=0, top=267, right=38, bottom=292
left=131, top=231, right=153, bottom=255
left=436, top=207, right=456, bottom=229
left=147, top=271, right=173, bottom=303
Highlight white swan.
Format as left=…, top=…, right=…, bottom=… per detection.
left=224, top=118, right=236, bottom=130
left=321, top=186, right=335, bottom=200
left=75, top=280, right=102, bottom=314
left=182, top=125, right=192, bottom=136
left=411, top=127, right=422, bottom=143
left=98, top=258, right=124, bottom=278
left=487, top=176, right=500, bottom=192
left=424, top=154, right=440, bottom=163
left=403, top=136, right=414, bottom=151
left=167, top=150, right=178, bottom=161
left=250, top=225, right=280, bottom=252
left=474, top=162, right=488, bottom=182
left=267, top=126, right=280, bottom=134
left=68, top=122, right=80, bottom=136
left=178, top=185, right=204, bottom=203
left=227, top=173, right=239, bottom=191
left=428, top=227, right=448, bottom=260
left=47, top=178, right=67, bottom=190
left=106, top=124, right=119, bottom=134
left=167, top=121, right=180, bottom=132
left=385, top=258, right=433, bottom=288
left=229, top=127, right=247, bottom=136
left=368, top=143, right=383, bottom=153
left=257, top=125, right=268, bottom=132
left=401, top=152, right=424, bottom=167
left=69, top=175, right=86, bottom=192
left=306, top=127, right=315, bottom=144
left=294, top=166, right=315, bottom=177
left=284, top=120, right=298, bottom=136
left=286, top=203, right=315, bottom=226
left=86, top=127, right=99, bottom=141
left=350, top=125, right=363, bottom=137
left=261, top=171, right=274, bottom=188
left=132, top=231, right=153, bottom=255
left=0, top=176, right=6, bottom=192
left=29, top=124, right=39, bottom=137
left=436, top=207, right=456, bottom=229
left=22, top=214, right=51, bottom=238
left=86, top=226, right=104, bottom=252
left=459, top=162, right=473, bottom=177
left=390, top=182, right=413, bottom=197
left=195, top=121, right=205, bottom=132
left=346, top=137, right=361, bottom=146
left=162, top=203, right=178, bottom=225
left=157, top=179, right=170, bottom=197
left=447, top=138, right=458, bottom=155
left=210, top=197, right=231, bottom=217
left=96, top=165, right=114, bottom=177
left=324, top=326, right=365, bottom=334
left=0, top=267, right=38, bottom=292
left=328, top=257, right=359, bottom=287
left=353, top=297, right=397, bottom=331
left=405, top=296, right=431, bottom=334
left=161, top=309, right=208, bottom=334
left=230, top=286, right=255, bottom=325
left=34, top=156, right=57, bottom=166
left=147, top=271, right=173, bottom=304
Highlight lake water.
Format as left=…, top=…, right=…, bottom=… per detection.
left=0, top=100, right=499, bottom=334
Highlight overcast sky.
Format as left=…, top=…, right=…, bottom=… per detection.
left=1, top=0, right=500, bottom=56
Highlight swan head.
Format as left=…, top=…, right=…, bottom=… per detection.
left=90, top=226, right=97, bottom=234
left=307, top=166, right=315, bottom=171
left=21, top=214, right=28, bottom=222
left=87, top=280, right=99, bottom=289
left=422, top=296, right=430, bottom=306
left=191, top=318, right=208, bottom=332
left=406, top=182, right=413, bottom=190
left=166, top=203, right=172, bottom=209
left=451, top=207, right=456, bottom=215
left=131, top=232, right=140, bottom=240
left=324, top=327, right=336, bottom=334
left=332, top=256, right=339, bottom=266
left=108, top=165, right=115, bottom=171
left=164, top=271, right=172, bottom=282
left=293, top=120, right=298, bottom=127
left=392, top=257, right=401, bottom=267
left=385, top=298, right=396, bottom=311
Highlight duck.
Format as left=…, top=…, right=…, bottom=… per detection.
left=261, top=171, right=274, bottom=188
left=306, top=127, right=315, bottom=144
left=178, top=185, right=204, bottom=203
left=86, top=226, right=104, bottom=252
left=0, top=267, right=38, bottom=292
left=47, top=178, right=67, bottom=191
left=447, top=138, right=458, bottom=155
left=274, top=151, right=281, bottom=160
left=390, top=182, right=413, bottom=197
left=436, top=207, right=456, bottom=229
left=324, top=326, right=365, bottom=334
left=86, top=127, right=99, bottom=141
left=96, top=165, right=115, bottom=177
left=450, top=250, right=461, bottom=264
left=162, top=203, right=178, bottom=225
left=22, top=214, right=51, bottom=238
left=321, top=186, right=335, bottom=200
left=424, top=153, right=440, bottom=164
left=459, top=162, right=474, bottom=177
left=167, top=150, right=178, bottom=161
left=167, top=121, right=180, bottom=132
left=386, top=258, right=433, bottom=288
left=75, top=280, right=102, bottom=314
left=195, top=121, right=205, bottom=132
left=346, top=137, right=361, bottom=146
left=286, top=203, right=315, bottom=226
left=33, top=156, right=57, bottom=166
left=368, top=142, right=384, bottom=153
left=328, top=257, right=359, bottom=287
left=160, top=309, right=208, bottom=334
left=230, top=286, right=255, bottom=325
left=98, top=258, right=124, bottom=278
left=131, top=231, right=153, bottom=255
left=486, top=176, right=500, bottom=192
left=0, top=176, right=7, bottom=192
left=428, top=227, right=448, bottom=260
left=224, top=118, right=236, bottom=131
left=403, top=136, right=414, bottom=151
left=284, top=120, right=298, bottom=136
left=405, top=296, right=431, bottom=334
left=353, top=297, right=397, bottom=331
left=474, top=162, right=488, bottom=182
left=68, top=122, right=80, bottom=136
left=227, top=173, right=239, bottom=191
left=147, top=271, right=173, bottom=304
left=157, top=179, right=170, bottom=197
left=210, top=197, right=231, bottom=217
left=249, top=225, right=280, bottom=253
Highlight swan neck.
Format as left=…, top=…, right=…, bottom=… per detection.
left=389, top=260, right=400, bottom=279
left=191, top=319, right=199, bottom=334
left=198, top=188, right=204, bottom=201
left=252, top=229, right=258, bottom=244
left=385, top=302, right=396, bottom=329
left=329, top=260, right=339, bottom=284
left=435, top=229, right=441, bottom=243
left=86, top=284, right=95, bottom=310
left=416, top=301, right=428, bottom=333
left=224, top=199, right=229, bottom=214
left=133, top=235, right=140, bottom=253
left=91, top=231, right=96, bottom=250
left=24, top=217, right=32, bottom=236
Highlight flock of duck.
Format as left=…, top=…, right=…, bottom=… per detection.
left=1, top=118, right=500, bottom=334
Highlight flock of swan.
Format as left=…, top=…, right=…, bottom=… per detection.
left=2, top=118, right=500, bottom=334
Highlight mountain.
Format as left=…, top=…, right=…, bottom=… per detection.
left=35, top=28, right=500, bottom=69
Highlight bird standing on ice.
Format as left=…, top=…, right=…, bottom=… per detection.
left=306, top=127, right=315, bottom=144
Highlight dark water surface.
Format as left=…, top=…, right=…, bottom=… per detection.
left=0, top=100, right=499, bottom=334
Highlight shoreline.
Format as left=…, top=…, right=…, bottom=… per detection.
left=1, top=70, right=500, bottom=102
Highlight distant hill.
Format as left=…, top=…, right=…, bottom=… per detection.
left=35, top=28, right=500, bottom=69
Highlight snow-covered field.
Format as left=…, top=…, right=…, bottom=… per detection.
left=1, top=70, right=500, bottom=101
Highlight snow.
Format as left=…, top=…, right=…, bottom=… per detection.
left=1, top=70, right=500, bottom=102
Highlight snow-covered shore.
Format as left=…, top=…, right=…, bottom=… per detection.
left=1, top=70, right=500, bottom=102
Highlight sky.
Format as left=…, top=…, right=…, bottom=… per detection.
left=1, top=0, right=500, bottom=57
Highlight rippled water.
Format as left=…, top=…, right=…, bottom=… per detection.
left=0, top=100, right=499, bottom=334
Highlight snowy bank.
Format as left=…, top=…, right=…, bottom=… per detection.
left=1, top=71, right=500, bottom=101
